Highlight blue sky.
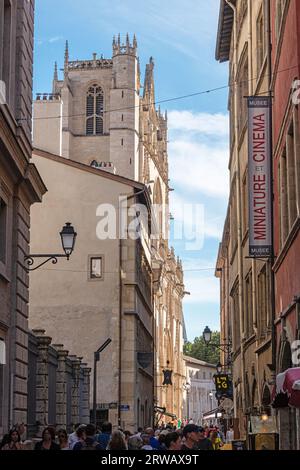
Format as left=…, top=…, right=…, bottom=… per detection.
left=33, top=0, right=230, bottom=341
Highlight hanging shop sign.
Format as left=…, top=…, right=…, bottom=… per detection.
left=248, top=96, right=272, bottom=258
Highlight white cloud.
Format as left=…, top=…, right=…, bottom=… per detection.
left=168, top=110, right=229, bottom=136
left=168, top=110, right=230, bottom=199
left=169, top=140, right=229, bottom=198
left=49, top=36, right=64, bottom=43
left=183, top=275, right=220, bottom=304
left=170, top=192, right=224, bottom=241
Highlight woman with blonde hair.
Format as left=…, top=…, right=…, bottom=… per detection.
left=107, top=430, right=127, bottom=450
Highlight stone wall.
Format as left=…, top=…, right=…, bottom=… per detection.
left=27, top=329, right=91, bottom=436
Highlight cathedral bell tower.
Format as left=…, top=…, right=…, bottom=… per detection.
left=110, top=34, right=140, bottom=180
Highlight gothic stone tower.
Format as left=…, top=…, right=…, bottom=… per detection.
left=34, top=35, right=140, bottom=181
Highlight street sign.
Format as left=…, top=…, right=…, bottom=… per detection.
left=120, top=404, right=130, bottom=411
left=109, top=402, right=118, bottom=409
left=214, top=374, right=233, bottom=399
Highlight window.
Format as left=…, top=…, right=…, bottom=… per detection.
left=229, top=86, right=235, bottom=149
left=286, top=123, right=297, bottom=228
left=86, top=84, right=104, bottom=135
left=256, top=7, right=265, bottom=75
left=242, top=171, right=249, bottom=237
left=278, top=118, right=298, bottom=247
left=0, top=198, right=7, bottom=264
left=275, top=0, right=286, bottom=41
left=244, top=271, right=253, bottom=338
left=231, top=282, right=240, bottom=351
left=203, top=371, right=206, bottom=380
left=230, top=181, right=238, bottom=257
left=237, top=0, right=247, bottom=34
left=237, top=54, right=248, bottom=135
left=257, top=266, right=269, bottom=340
left=1, top=1, right=12, bottom=103
left=0, top=336, right=5, bottom=427
left=89, top=256, right=103, bottom=280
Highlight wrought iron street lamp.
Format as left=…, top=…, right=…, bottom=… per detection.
left=202, top=326, right=232, bottom=374
left=203, top=326, right=213, bottom=344
left=24, top=222, right=77, bottom=271
left=202, top=326, right=232, bottom=358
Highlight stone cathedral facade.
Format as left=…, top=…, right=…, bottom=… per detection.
left=30, top=35, right=186, bottom=428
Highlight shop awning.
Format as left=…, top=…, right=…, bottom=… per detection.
left=272, top=368, right=300, bottom=408
left=202, top=409, right=222, bottom=420
left=154, top=406, right=177, bottom=420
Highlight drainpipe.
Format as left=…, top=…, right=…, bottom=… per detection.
left=225, top=0, right=247, bottom=430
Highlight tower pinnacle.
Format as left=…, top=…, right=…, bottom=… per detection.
left=53, top=61, right=58, bottom=82
left=64, top=40, right=69, bottom=76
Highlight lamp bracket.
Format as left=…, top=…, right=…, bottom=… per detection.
left=24, top=254, right=67, bottom=272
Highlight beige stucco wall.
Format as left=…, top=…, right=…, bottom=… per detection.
left=29, top=153, right=133, bottom=421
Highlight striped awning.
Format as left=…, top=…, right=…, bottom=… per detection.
left=272, top=368, right=300, bottom=408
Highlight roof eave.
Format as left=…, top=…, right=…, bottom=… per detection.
left=215, top=0, right=234, bottom=63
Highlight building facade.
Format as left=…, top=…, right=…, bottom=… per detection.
left=29, top=148, right=154, bottom=431
left=29, top=36, right=186, bottom=429
left=216, top=0, right=300, bottom=449
left=270, top=0, right=300, bottom=450
left=183, top=356, right=218, bottom=425
left=215, top=0, right=274, bottom=440
left=0, top=0, right=46, bottom=435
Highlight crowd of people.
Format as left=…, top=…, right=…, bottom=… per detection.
left=0, top=421, right=235, bottom=451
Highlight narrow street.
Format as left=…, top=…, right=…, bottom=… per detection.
left=0, top=0, right=299, bottom=460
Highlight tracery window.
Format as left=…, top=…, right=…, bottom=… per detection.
left=86, top=84, right=104, bottom=135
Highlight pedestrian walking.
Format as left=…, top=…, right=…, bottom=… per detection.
left=68, top=423, right=81, bottom=449
left=226, top=426, right=234, bottom=443
left=0, top=428, right=23, bottom=450
left=107, top=430, right=127, bottom=450
left=96, top=422, right=112, bottom=450
left=181, top=424, right=200, bottom=450
left=34, top=427, right=60, bottom=450
left=165, top=432, right=182, bottom=451
left=209, top=430, right=223, bottom=450
left=57, top=429, right=70, bottom=450
left=196, top=427, right=213, bottom=450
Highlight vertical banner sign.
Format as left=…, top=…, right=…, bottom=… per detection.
left=248, top=96, right=272, bottom=257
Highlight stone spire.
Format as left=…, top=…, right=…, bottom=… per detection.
left=53, top=61, right=58, bottom=81
left=143, top=56, right=155, bottom=100
left=133, top=34, right=137, bottom=49
left=52, top=61, right=58, bottom=94
left=64, top=40, right=69, bottom=76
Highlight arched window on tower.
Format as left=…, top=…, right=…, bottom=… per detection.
left=86, top=84, right=104, bottom=135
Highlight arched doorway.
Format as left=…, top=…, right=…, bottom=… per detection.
left=277, top=340, right=296, bottom=450
left=251, top=379, right=259, bottom=410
